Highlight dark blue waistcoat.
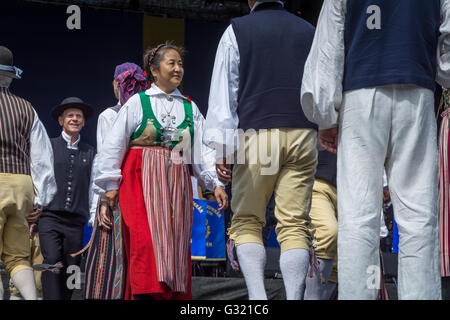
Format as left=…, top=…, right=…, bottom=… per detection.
left=344, top=0, right=440, bottom=92
left=231, top=2, right=317, bottom=131
left=44, top=135, right=95, bottom=221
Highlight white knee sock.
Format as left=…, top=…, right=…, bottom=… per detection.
left=236, top=243, right=267, bottom=300
left=279, top=248, right=310, bottom=300
left=11, top=269, right=37, bottom=300
left=304, top=258, right=334, bottom=300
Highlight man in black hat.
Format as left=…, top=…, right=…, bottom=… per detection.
left=0, top=45, right=57, bottom=300
left=38, top=97, right=95, bottom=300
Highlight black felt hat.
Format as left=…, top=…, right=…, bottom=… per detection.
left=51, top=97, right=94, bottom=121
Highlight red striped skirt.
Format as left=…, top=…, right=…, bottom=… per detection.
left=439, top=109, right=450, bottom=277
left=119, top=146, right=193, bottom=299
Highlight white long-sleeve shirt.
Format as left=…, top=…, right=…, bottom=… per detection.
left=95, top=84, right=224, bottom=194
left=88, top=103, right=121, bottom=225
left=300, top=0, right=450, bottom=131
left=30, top=110, right=57, bottom=207
left=203, top=1, right=284, bottom=156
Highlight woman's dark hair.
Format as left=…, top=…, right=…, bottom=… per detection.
left=143, top=41, right=185, bottom=83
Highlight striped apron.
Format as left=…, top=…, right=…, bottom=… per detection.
left=439, top=108, right=450, bottom=277
left=119, top=92, right=194, bottom=299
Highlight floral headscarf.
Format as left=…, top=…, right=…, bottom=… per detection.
left=114, top=62, right=148, bottom=105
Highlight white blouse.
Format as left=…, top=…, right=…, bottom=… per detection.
left=88, top=104, right=121, bottom=225
left=95, top=84, right=224, bottom=194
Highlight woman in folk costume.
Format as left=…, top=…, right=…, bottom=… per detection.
left=80, top=62, right=148, bottom=299
left=95, top=42, right=229, bottom=300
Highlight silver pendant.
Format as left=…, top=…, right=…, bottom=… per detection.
left=161, top=113, right=176, bottom=126
left=161, top=126, right=182, bottom=148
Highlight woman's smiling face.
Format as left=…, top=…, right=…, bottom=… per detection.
left=151, top=48, right=184, bottom=93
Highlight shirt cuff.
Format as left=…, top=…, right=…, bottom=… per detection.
left=214, top=178, right=226, bottom=190
left=105, top=181, right=120, bottom=192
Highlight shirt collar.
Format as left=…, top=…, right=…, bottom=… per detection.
left=61, top=131, right=80, bottom=150
left=145, top=83, right=184, bottom=100
left=251, top=1, right=284, bottom=12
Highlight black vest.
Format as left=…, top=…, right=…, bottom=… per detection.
left=44, top=135, right=95, bottom=221
left=344, top=0, right=440, bottom=92
left=231, top=2, right=317, bottom=131
left=315, top=150, right=337, bottom=187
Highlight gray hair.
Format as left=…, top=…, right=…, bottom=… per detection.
left=0, top=75, right=12, bottom=88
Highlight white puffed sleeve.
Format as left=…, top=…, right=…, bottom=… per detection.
left=300, top=0, right=346, bottom=130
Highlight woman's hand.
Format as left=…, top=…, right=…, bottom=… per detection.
left=214, top=187, right=229, bottom=211
left=98, top=202, right=112, bottom=230
left=105, top=190, right=119, bottom=210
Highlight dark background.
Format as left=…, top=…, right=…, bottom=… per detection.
left=0, top=0, right=323, bottom=148
left=1, top=1, right=143, bottom=146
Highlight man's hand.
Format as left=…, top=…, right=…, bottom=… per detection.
left=26, top=208, right=42, bottom=225
left=216, top=158, right=232, bottom=185
left=98, top=202, right=112, bottom=230
left=318, top=127, right=339, bottom=154
left=29, top=223, right=36, bottom=238
left=105, top=190, right=119, bottom=210
left=214, top=187, right=229, bottom=211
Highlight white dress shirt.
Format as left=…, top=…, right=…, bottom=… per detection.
left=203, top=1, right=284, bottom=157
left=300, top=0, right=450, bottom=131
left=95, top=84, right=224, bottom=195
left=61, top=130, right=80, bottom=149
left=30, top=110, right=57, bottom=207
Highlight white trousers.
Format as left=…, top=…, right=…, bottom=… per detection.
left=337, top=85, right=441, bottom=300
